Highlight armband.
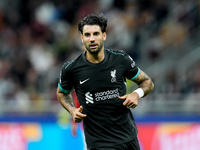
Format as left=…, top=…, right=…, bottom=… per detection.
left=133, top=88, right=144, bottom=98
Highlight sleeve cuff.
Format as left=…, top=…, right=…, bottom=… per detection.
left=128, top=68, right=140, bottom=80
left=58, top=83, right=72, bottom=94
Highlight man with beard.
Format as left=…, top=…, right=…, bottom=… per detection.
left=57, top=13, right=154, bottom=150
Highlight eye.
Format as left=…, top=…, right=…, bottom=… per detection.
left=84, top=33, right=90, bottom=37
left=94, top=32, right=99, bottom=36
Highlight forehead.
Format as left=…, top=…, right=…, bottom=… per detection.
left=82, top=25, right=102, bottom=33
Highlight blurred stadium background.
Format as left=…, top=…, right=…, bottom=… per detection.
left=0, top=0, right=200, bottom=150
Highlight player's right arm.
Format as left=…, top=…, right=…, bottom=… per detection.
left=56, top=87, right=87, bottom=123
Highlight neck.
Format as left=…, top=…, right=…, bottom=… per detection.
left=86, top=48, right=105, bottom=63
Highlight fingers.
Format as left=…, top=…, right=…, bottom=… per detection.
left=74, top=114, right=86, bottom=123
left=77, top=106, right=87, bottom=117
left=118, top=95, right=127, bottom=105
left=77, top=112, right=87, bottom=118
left=119, top=95, right=130, bottom=106
left=73, top=106, right=87, bottom=123
left=118, top=95, right=126, bottom=99
left=124, top=100, right=138, bottom=108
left=119, top=95, right=138, bottom=109
left=126, top=102, right=137, bottom=109
left=78, top=106, right=83, bottom=112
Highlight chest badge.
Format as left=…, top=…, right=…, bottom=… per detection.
left=111, top=69, right=117, bottom=82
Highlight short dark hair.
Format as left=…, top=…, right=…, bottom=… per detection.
left=78, top=13, right=107, bottom=34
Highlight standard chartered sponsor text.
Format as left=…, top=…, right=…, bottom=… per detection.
left=95, top=88, right=119, bottom=101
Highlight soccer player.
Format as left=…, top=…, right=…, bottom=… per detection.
left=57, top=13, right=154, bottom=150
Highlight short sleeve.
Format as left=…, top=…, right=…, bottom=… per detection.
left=123, top=54, right=140, bottom=80
left=58, top=61, right=74, bottom=94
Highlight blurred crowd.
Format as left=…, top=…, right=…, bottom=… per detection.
left=0, top=0, right=200, bottom=113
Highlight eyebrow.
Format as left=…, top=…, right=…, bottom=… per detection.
left=84, top=31, right=100, bottom=36
left=94, top=31, right=99, bottom=35
left=84, top=33, right=90, bottom=35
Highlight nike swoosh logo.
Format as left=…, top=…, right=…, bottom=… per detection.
left=80, top=78, right=90, bottom=84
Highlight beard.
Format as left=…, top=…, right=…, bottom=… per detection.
left=84, top=41, right=104, bottom=54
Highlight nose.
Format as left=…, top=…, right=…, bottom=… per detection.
left=90, top=35, right=95, bottom=43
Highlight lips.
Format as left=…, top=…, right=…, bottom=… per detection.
left=90, top=44, right=97, bottom=49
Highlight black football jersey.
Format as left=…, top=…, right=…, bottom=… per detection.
left=58, top=49, right=140, bottom=149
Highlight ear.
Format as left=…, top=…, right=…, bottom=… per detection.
left=103, top=32, right=106, bottom=41
left=81, top=34, right=83, bottom=43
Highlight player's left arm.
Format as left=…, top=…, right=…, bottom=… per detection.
left=119, top=69, right=154, bottom=108
left=132, top=69, right=154, bottom=97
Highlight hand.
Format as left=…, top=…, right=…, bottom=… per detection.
left=71, top=106, right=87, bottom=123
left=118, top=92, right=139, bottom=109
